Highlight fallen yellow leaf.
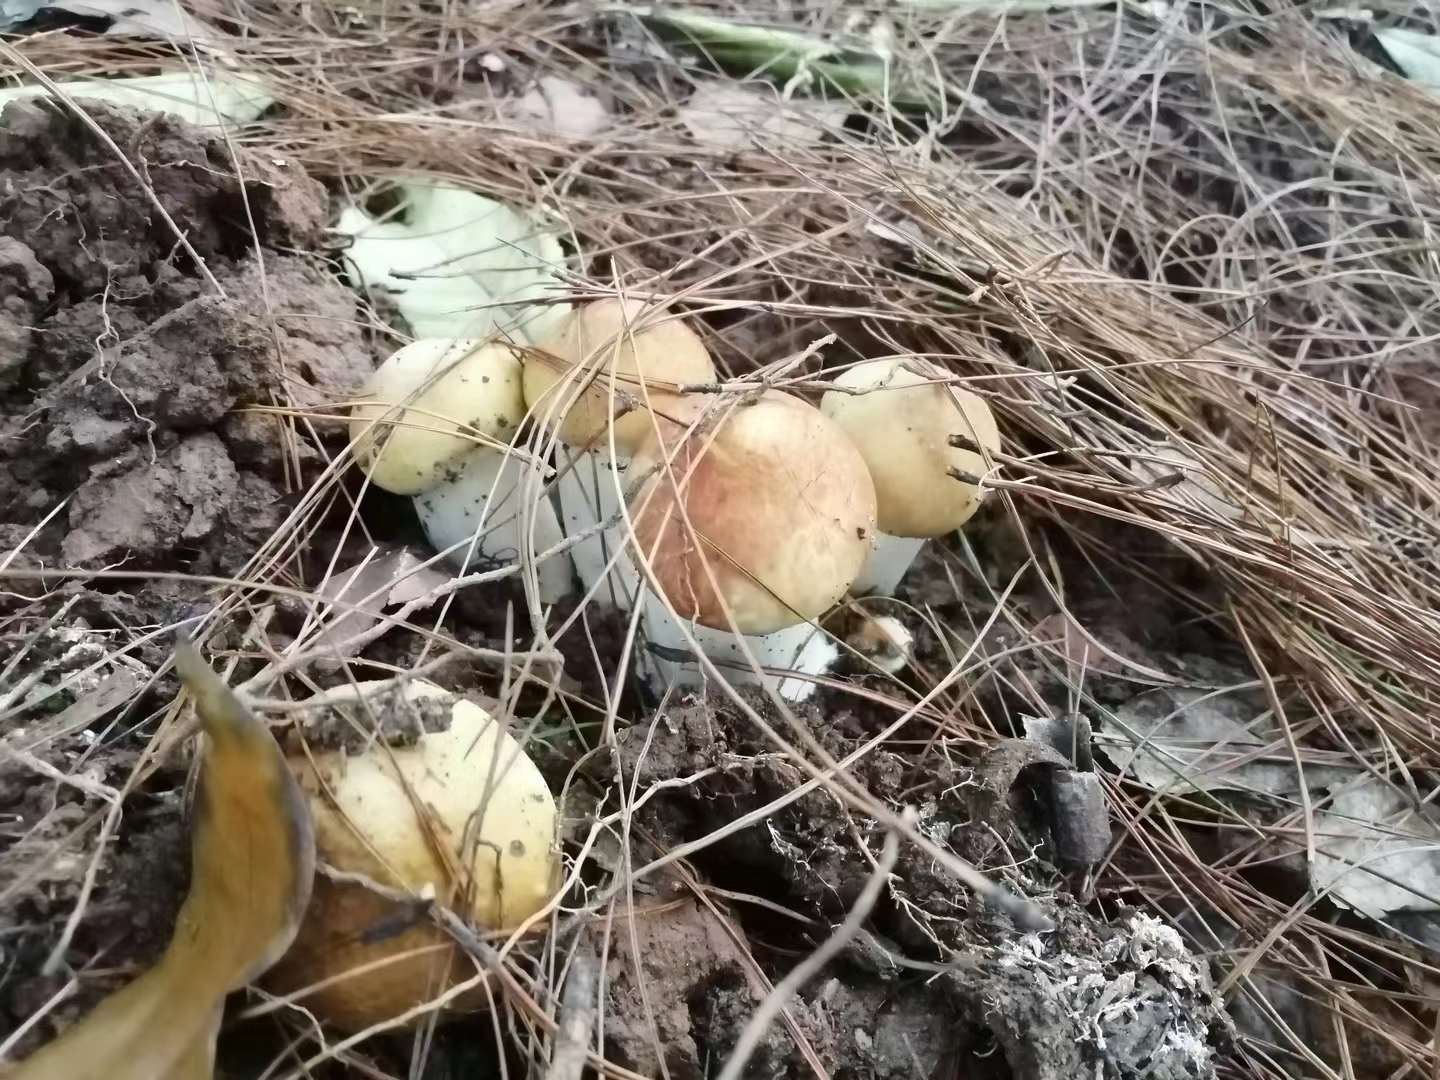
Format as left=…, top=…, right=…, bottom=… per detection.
left=3, top=637, right=315, bottom=1080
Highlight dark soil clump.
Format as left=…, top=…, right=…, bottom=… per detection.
left=0, top=96, right=374, bottom=1055
left=0, top=96, right=372, bottom=580
left=582, top=690, right=1232, bottom=1079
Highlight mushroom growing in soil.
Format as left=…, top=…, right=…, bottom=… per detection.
left=521, top=298, right=715, bottom=609
left=820, top=358, right=999, bottom=595
left=264, top=679, right=560, bottom=1032
left=626, top=390, right=877, bottom=701
left=349, top=337, right=572, bottom=603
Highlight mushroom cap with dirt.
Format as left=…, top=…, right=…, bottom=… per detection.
left=348, top=338, right=525, bottom=495
left=820, top=358, right=999, bottom=538
left=627, top=390, right=877, bottom=636
left=263, top=680, right=560, bottom=1032
left=522, top=297, right=715, bottom=456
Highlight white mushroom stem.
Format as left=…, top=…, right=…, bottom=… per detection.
left=414, top=446, right=573, bottom=605
left=555, top=443, right=642, bottom=610
left=849, top=532, right=926, bottom=597
left=635, top=592, right=839, bottom=703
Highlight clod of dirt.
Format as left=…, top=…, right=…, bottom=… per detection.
left=0, top=236, right=55, bottom=390
left=807, top=978, right=954, bottom=1078
left=285, top=681, right=463, bottom=753
left=1, top=806, right=189, bottom=1057
left=935, top=908, right=1229, bottom=1080
left=61, top=431, right=239, bottom=564
left=955, top=736, right=1111, bottom=874
left=0, top=96, right=373, bottom=577
left=601, top=869, right=772, bottom=1078
left=586, top=691, right=1231, bottom=1079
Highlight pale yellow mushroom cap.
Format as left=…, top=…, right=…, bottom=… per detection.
left=522, top=298, right=715, bottom=456
left=628, top=391, right=877, bottom=635
left=820, top=358, right=999, bottom=539
left=264, top=680, right=559, bottom=1032
left=348, top=339, right=524, bottom=495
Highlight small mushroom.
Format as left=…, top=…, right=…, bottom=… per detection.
left=264, top=680, right=560, bottom=1032
left=522, top=298, right=714, bottom=608
left=626, top=390, right=877, bottom=701
left=349, top=338, right=571, bottom=602
left=349, top=338, right=516, bottom=495
left=820, top=358, right=999, bottom=595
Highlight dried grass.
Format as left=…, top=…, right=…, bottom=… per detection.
left=5, top=0, right=1440, bottom=1076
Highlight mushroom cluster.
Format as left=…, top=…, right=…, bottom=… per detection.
left=513, top=303, right=998, bottom=701
left=347, top=301, right=998, bottom=702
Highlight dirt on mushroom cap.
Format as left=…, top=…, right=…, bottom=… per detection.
left=348, top=339, right=528, bottom=495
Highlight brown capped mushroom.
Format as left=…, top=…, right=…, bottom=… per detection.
left=626, top=390, right=876, bottom=700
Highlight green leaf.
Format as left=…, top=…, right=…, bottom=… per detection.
left=637, top=9, right=939, bottom=110
left=334, top=183, right=569, bottom=345
left=1375, top=27, right=1440, bottom=88
left=0, top=71, right=273, bottom=127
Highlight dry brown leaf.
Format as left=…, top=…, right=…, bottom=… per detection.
left=316, top=548, right=449, bottom=658
left=508, top=76, right=609, bottom=138
left=3, top=640, right=314, bottom=1080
